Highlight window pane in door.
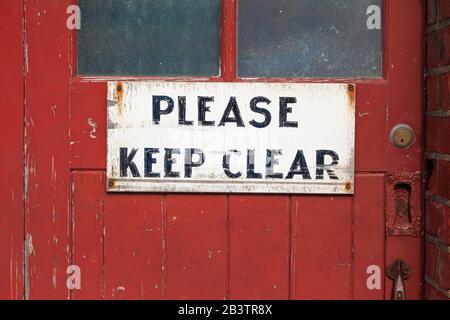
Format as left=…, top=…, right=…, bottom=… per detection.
left=238, top=0, right=383, bottom=78
left=78, top=0, right=221, bottom=77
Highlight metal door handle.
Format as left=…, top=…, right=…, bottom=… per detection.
left=386, top=259, right=411, bottom=300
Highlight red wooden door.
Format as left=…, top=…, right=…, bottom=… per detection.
left=17, top=0, right=425, bottom=300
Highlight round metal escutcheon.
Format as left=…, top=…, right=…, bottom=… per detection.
left=390, top=124, right=415, bottom=148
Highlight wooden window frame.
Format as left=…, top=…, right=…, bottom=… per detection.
left=73, top=0, right=386, bottom=83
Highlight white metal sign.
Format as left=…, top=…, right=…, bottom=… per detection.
left=107, top=81, right=355, bottom=194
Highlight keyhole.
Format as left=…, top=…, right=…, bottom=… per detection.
left=394, top=183, right=412, bottom=225
left=390, top=124, right=414, bottom=148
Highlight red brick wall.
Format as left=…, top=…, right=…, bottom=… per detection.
left=425, top=0, right=450, bottom=300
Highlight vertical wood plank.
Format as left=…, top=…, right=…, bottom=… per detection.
left=229, top=195, right=290, bottom=300
left=71, top=171, right=104, bottom=299
left=354, top=84, right=388, bottom=172
left=104, top=193, right=164, bottom=300
left=222, top=0, right=237, bottom=81
left=166, top=195, right=227, bottom=300
left=70, top=81, right=107, bottom=170
left=0, top=0, right=24, bottom=300
left=353, top=174, right=386, bottom=299
left=292, top=196, right=352, bottom=300
left=384, top=0, right=425, bottom=300
left=385, top=0, right=424, bottom=173
left=24, top=0, right=72, bottom=299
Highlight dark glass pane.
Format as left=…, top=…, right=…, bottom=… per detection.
left=238, top=0, right=383, bottom=78
left=78, top=0, right=221, bottom=77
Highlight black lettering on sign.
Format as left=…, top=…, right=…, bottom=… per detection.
left=144, top=148, right=160, bottom=178
left=223, top=150, right=242, bottom=179
left=178, top=96, right=193, bottom=126
left=249, top=96, right=272, bottom=128
left=120, top=147, right=141, bottom=177
left=247, top=149, right=262, bottom=179
left=316, top=150, right=340, bottom=180
left=219, top=97, right=245, bottom=127
left=266, top=149, right=283, bottom=179
left=184, top=148, right=205, bottom=178
left=153, top=96, right=174, bottom=124
left=198, top=96, right=215, bottom=126
left=286, top=150, right=311, bottom=180
left=279, top=97, right=299, bottom=128
left=164, top=148, right=181, bottom=178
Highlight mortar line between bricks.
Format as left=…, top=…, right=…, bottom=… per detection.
left=426, top=110, right=450, bottom=118
left=427, top=18, right=450, bottom=32
left=426, top=192, right=450, bottom=208
left=425, top=234, right=450, bottom=253
left=425, top=276, right=450, bottom=298
left=425, top=152, right=450, bottom=161
left=427, top=65, right=450, bottom=76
